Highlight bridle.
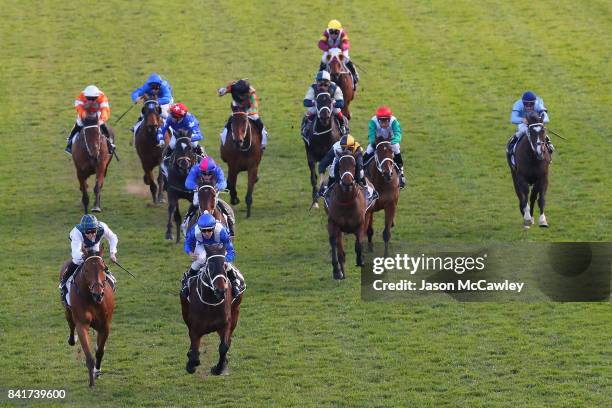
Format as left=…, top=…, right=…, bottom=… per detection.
left=195, top=254, right=229, bottom=306
left=374, top=141, right=395, bottom=178
left=313, top=92, right=333, bottom=135
left=527, top=122, right=547, bottom=160
left=173, top=136, right=194, bottom=171
left=231, top=111, right=251, bottom=151
left=74, top=256, right=107, bottom=303
left=81, top=123, right=101, bottom=159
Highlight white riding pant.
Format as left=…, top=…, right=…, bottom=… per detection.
left=307, top=106, right=341, bottom=116
left=190, top=245, right=208, bottom=270
left=170, top=136, right=199, bottom=149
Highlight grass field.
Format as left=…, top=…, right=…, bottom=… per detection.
left=0, top=0, right=610, bottom=406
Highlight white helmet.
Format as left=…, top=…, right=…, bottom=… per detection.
left=316, top=70, right=331, bottom=82
left=83, top=85, right=101, bottom=98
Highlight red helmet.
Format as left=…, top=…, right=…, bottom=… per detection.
left=376, top=106, right=393, bottom=119
left=170, top=103, right=188, bottom=118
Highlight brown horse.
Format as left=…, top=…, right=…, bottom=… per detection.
left=72, top=113, right=114, bottom=213
left=365, top=140, right=400, bottom=257
left=165, top=136, right=196, bottom=242
left=324, top=153, right=367, bottom=279
left=220, top=110, right=263, bottom=218
left=180, top=246, right=243, bottom=375
left=135, top=99, right=170, bottom=204
left=303, top=91, right=343, bottom=207
left=326, top=47, right=354, bottom=119
left=509, top=111, right=551, bottom=228
left=59, top=254, right=115, bottom=387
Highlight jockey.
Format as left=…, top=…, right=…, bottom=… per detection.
left=59, top=214, right=118, bottom=302
left=318, top=19, right=359, bottom=89
left=182, top=213, right=243, bottom=299
left=130, top=73, right=174, bottom=138
left=507, top=91, right=553, bottom=165
left=218, top=79, right=268, bottom=151
left=156, top=102, right=203, bottom=156
left=363, top=106, right=406, bottom=189
left=183, top=156, right=235, bottom=238
left=318, top=134, right=365, bottom=195
left=65, top=85, right=115, bottom=155
left=303, top=71, right=347, bottom=135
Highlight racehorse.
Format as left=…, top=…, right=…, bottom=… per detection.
left=509, top=111, right=551, bottom=228
left=220, top=108, right=263, bottom=218
left=324, top=153, right=367, bottom=279
left=180, top=246, right=243, bottom=375
left=59, top=252, right=115, bottom=387
left=196, top=184, right=232, bottom=231
left=365, top=140, right=400, bottom=257
left=326, top=47, right=354, bottom=119
left=303, top=91, right=342, bottom=207
left=165, top=135, right=196, bottom=242
left=72, top=113, right=114, bottom=213
left=135, top=98, right=170, bottom=204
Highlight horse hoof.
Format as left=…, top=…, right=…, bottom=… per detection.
left=67, top=336, right=75, bottom=346
left=185, top=362, right=196, bottom=374
left=165, top=235, right=173, bottom=241
left=91, top=207, right=101, bottom=213
left=523, top=225, right=530, bottom=230
left=332, top=270, right=344, bottom=280
left=210, top=365, right=229, bottom=376
left=539, top=223, right=549, bottom=228
left=231, top=197, right=240, bottom=205
left=311, top=202, right=319, bottom=209
left=94, top=368, right=102, bottom=378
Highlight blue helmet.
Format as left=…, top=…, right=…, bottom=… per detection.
left=147, top=73, right=163, bottom=86
left=79, top=214, right=99, bottom=232
left=197, top=213, right=216, bottom=230
left=522, top=91, right=537, bottom=102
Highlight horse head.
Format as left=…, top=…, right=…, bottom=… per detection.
left=230, top=108, right=251, bottom=150
left=142, top=98, right=162, bottom=135
left=205, top=246, right=229, bottom=301
left=172, top=134, right=195, bottom=176
left=326, top=48, right=346, bottom=81
left=315, top=92, right=333, bottom=127
left=197, top=184, right=218, bottom=214
left=82, top=112, right=102, bottom=159
left=81, top=255, right=107, bottom=304
left=338, top=153, right=356, bottom=192
left=526, top=111, right=548, bottom=161
left=375, top=139, right=395, bottom=182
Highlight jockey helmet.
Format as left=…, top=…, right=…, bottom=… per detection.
left=197, top=213, right=217, bottom=231
left=327, top=20, right=342, bottom=31
left=522, top=91, right=537, bottom=103
left=233, top=79, right=250, bottom=95
left=316, top=71, right=331, bottom=82
left=340, top=134, right=356, bottom=150
left=147, top=73, right=162, bottom=85
left=376, top=106, right=393, bottom=119
left=199, top=156, right=217, bottom=173
left=79, top=214, right=99, bottom=233
left=83, top=85, right=101, bottom=98
left=170, top=103, right=188, bottom=118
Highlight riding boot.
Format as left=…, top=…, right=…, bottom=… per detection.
left=251, top=118, right=267, bottom=152
left=65, top=124, right=81, bottom=154
left=60, top=261, right=79, bottom=302
left=100, top=123, right=115, bottom=155
left=363, top=151, right=373, bottom=164
left=336, top=112, right=348, bottom=135
left=181, top=204, right=198, bottom=236
left=225, top=265, right=241, bottom=298
left=394, top=153, right=406, bottom=189
left=181, top=267, right=199, bottom=298
left=320, top=176, right=335, bottom=196
left=217, top=202, right=235, bottom=238
left=345, top=60, right=359, bottom=89
left=506, top=134, right=518, bottom=170
left=318, top=61, right=327, bottom=73
left=546, top=135, right=555, bottom=161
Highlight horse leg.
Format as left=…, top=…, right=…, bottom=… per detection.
left=144, top=169, right=158, bottom=204
left=529, top=185, right=538, bottom=221
left=94, top=325, right=109, bottom=378
left=166, top=195, right=175, bottom=241
left=75, top=323, right=96, bottom=387
left=91, top=170, right=104, bottom=212
left=174, top=203, right=182, bottom=243
left=245, top=167, right=257, bottom=218
left=328, top=222, right=342, bottom=280
left=516, top=179, right=531, bottom=228
left=185, top=328, right=201, bottom=374
left=366, top=212, right=374, bottom=252
left=156, top=168, right=166, bottom=203
left=211, top=328, right=231, bottom=375
left=355, top=226, right=364, bottom=268
left=78, top=174, right=89, bottom=214
left=65, top=309, right=76, bottom=346
left=228, top=167, right=240, bottom=205
left=337, top=230, right=346, bottom=279
left=307, top=157, right=318, bottom=207
left=383, top=205, right=395, bottom=258
left=537, top=178, right=549, bottom=227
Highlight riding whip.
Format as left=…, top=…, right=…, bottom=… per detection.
left=546, top=128, right=568, bottom=141
left=113, top=102, right=137, bottom=126
left=112, top=260, right=136, bottom=278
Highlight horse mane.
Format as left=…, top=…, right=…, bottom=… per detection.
left=526, top=111, right=542, bottom=125
left=82, top=114, right=98, bottom=126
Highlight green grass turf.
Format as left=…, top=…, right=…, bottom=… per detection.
left=0, top=0, right=610, bottom=406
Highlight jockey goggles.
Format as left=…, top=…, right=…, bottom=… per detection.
left=85, top=229, right=97, bottom=235
left=201, top=227, right=214, bottom=234
left=329, top=29, right=340, bottom=35
left=524, top=101, right=535, bottom=108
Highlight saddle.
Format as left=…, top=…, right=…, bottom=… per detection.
left=181, top=263, right=245, bottom=303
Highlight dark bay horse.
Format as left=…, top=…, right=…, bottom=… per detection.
left=326, top=47, right=354, bottom=119
left=509, top=111, right=551, bottom=228
left=72, top=113, right=114, bottom=213
left=165, top=136, right=195, bottom=242
left=324, top=153, right=367, bottom=279
left=303, top=92, right=342, bottom=207
left=135, top=99, right=169, bottom=204
left=220, top=110, right=263, bottom=218
left=180, top=246, right=243, bottom=375
left=365, top=140, right=400, bottom=257
left=59, top=254, right=115, bottom=387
